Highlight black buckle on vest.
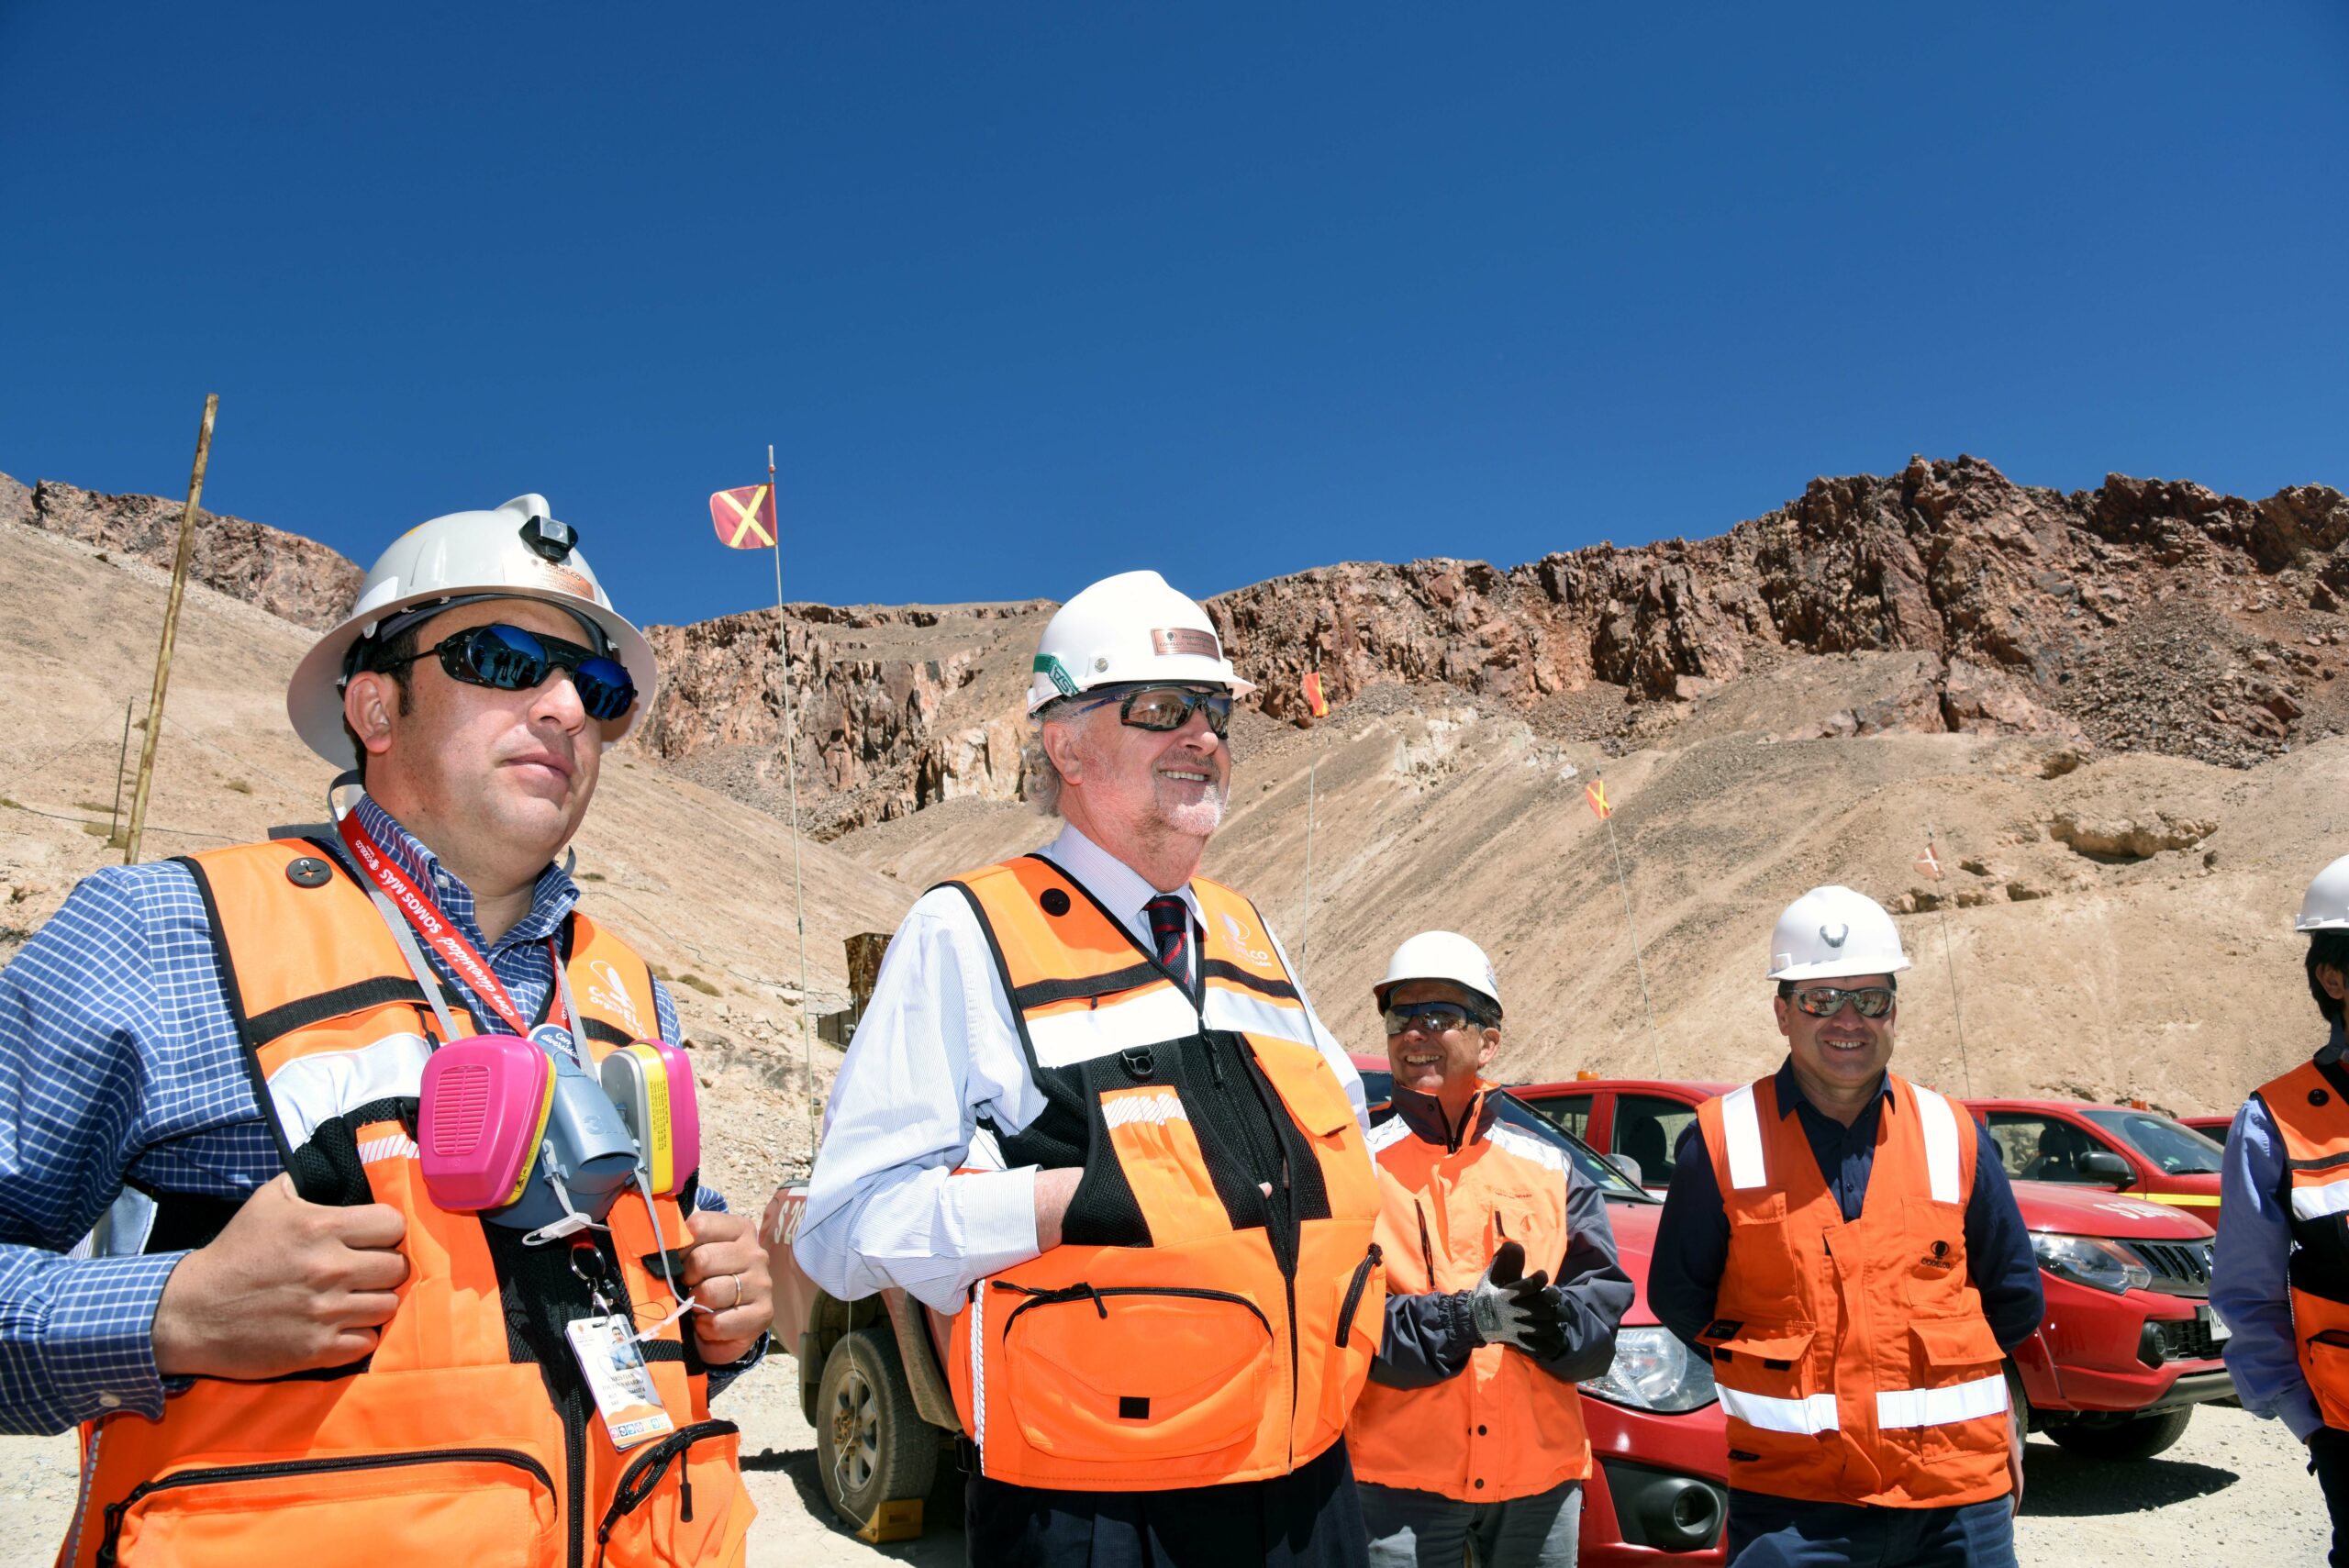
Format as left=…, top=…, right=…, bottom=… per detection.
left=1119, top=1047, right=1155, bottom=1081
left=954, top=1434, right=980, bottom=1474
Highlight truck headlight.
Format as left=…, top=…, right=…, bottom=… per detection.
left=1578, top=1328, right=1719, bottom=1413
left=2032, top=1232, right=2153, bottom=1296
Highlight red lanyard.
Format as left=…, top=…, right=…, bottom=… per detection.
left=336, top=809, right=564, bottom=1039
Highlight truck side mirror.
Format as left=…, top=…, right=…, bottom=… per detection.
left=1607, top=1151, right=1648, bottom=1184
left=2077, top=1149, right=2133, bottom=1185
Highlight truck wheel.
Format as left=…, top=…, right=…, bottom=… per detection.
left=2045, top=1406, right=2194, bottom=1462
left=817, top=1326, right=940, bottom=1531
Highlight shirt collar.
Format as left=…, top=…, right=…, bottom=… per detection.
left=351, top=793, right=579, bottom=951
left=1039, top=822, right=1202, bottom=947
left=1772, top=1055, right=1893, bottom=1120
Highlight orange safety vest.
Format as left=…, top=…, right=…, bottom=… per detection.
left=60, top=839, right=752, bottom=1568
left=1693, top=1073, right=2009, bottom=1508
left=1348, top=1084, right=1591, bottom=1502
left=2252, top=1044, right=2349, bottom=1430
left=939, top=855, right=1384, bottom=1491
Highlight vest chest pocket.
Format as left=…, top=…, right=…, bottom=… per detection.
left=594, top=1418, right=750, bottom=1568
left=1722, top=1193, right=1805, bottom=1318
left=98, top=1448, right=559, bottom=1568
left=996, top=1283, right=1275, bottom=1463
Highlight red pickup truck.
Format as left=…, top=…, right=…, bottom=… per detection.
left=1511, top=1077, right=2232, bottom=1461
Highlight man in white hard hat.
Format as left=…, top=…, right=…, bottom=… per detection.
left=1649, top=886, right=2042, bottom=1567
left=0, top=496, right=767, bottom=1567
left=795, top=569, right=1382, bottom=1567
left=2214, top=853, right=2349, bottom=1565
left=1346, top=932, right=1632, bottom=1567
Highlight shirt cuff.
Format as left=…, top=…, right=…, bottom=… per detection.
left=2283, top=1387, right=2328, bottom=1443
left=963, top=1167, right=1042, bottom=1274
left=46, top=1251, right=188, bottom=1425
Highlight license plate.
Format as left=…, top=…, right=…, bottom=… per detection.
left=2199, top=1306, right=2232, bottom=1343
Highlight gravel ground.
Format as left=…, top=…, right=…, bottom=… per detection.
left=2, top=1383, right=2324, bottom=1565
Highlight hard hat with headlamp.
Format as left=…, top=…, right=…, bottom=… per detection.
left=1026, top=569, right=1255, bottom=715
left=1766, top=884, right=1912, bottom=982
left=286, top=495, right=659, bottom=769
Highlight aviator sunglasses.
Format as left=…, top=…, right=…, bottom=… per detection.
left=373, top=623, right=638, bottom=721
left=1067, top=684, right=1233, bottom=738
left=1788, top=985, right=1896, bottom=1020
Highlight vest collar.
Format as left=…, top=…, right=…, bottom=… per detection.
left=1039, top=822, right=1202, bottom=951
left=1390, top=1077, right=1500, bottom=1153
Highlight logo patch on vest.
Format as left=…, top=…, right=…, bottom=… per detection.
left=1918, top=1239, right=1956, bottom=1271
left=1220, top=911, right=1271, bottom=964
left=587, top=959, right=644, bottom=1036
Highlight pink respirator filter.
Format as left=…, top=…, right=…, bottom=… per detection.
left=418, top=1034, right=556, bottom=1212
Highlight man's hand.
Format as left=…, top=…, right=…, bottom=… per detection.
left=2008, top=1405, right=2026, bottom=1514
left=151, top=1173, right=408, bottom=1379
left=681, top=1208, right=773, bottom=1365
left=1034, top=1167, right=1084, bottom=1251
left=1464, top=1241, right=1569, bottom=1361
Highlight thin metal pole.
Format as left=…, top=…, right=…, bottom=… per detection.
left=1598, top=775, right=1661, bottom=1072
left=1930, top=825, right=1975, bottom=1095
left=125, top=395, right=217, bottom=864
left=1298, top=741, right=1318, bottom=982
left=109, top=698, right=133, bottom=843
left=770, top=444, right=818, bottom=1149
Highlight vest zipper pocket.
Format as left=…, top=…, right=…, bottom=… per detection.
left=594, top=1418, right=740, bottom=1563
left=97, top=1447, right=556, bottom=1567
left=1416, top=1202, right=1439, bottom=1287
left=995, top=1280, right=1273, bottom=1337
left=1335, top=1244, right=1382, bottom=1349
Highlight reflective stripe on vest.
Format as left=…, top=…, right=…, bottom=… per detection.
left=63, top=840, right=754, bottom=1568
left=1347, top=1084, right=1591, bottom=1503
left=939, top=855, right=1382, bottom=1493
left=1693, top=1071, right=2011, bottom=1510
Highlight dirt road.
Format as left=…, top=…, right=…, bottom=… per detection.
left=2, top=1371, right=2321, bottom=1564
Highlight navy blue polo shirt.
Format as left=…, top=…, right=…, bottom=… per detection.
left=1648, top=1060, right=2044, bottom=1354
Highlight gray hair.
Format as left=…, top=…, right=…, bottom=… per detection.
left=1025, top=699, right=1090, bottom=817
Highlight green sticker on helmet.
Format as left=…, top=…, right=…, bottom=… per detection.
left=1032, top=654, right=1081, bottom=696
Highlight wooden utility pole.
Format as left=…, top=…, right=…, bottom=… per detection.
left=123, top=395, right=217, bottom=864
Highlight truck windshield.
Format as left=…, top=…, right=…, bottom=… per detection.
left=2081, top=1108, right=2223, bottom=1176
left=1356, top=1069, right=1655, bottom=1202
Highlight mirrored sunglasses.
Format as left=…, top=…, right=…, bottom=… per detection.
left=1383, top=1001, right=1485, bottom=1037
left=1070, top=684, right=1233, bottom=738
left=1790, top=985, right=1895, bottom=1019
left=376, top=623, right=637, bottom=722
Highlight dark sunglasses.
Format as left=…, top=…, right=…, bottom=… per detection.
left=1383, top=1001, right=1489, bottom=1037
left=374, top=623, right=638, bottom=722
left=1789, top=985, right=1895, bottom=1020
left=1069, top=684, right=1233, bottom=738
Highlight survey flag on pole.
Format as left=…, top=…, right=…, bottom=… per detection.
left=709, top=484, right=776, bottom=550
left=1914, top=842, right=1944, bottom=881
left=1585, top=778, right=1611, bottom=819
left=1302, top=671, right=1329, bottom=718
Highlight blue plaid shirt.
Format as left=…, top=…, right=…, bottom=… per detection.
left=0, top=796, right=724, bottom=1436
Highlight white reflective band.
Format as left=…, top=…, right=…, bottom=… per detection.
left=1103, top=1091, right=1188, bottom=1129
left=2292, top=1181, right=2349, bottom=1222
left=1366, top=1118, right=1413, bottom=1156
left=1913, top=1085, right=1962, bottom=1205
left=357, top=1132, right=419, bottom=1165
left=1718, top=1385, right=1840, bottom=1435
left=1202, top=986, right=1314, bottom=1049
left=1488, top=1124, right=1569, bottom=1174
left=969, top=1278, right=987, bottom=1462
left=264, top=1032, right=432, bottom=1145
left=1876, top=1372, right=2009, bottom=1429
left=1721, top=1083, right=1767, bottom=1190
left=1026, top=985, right=1200, bottom=1068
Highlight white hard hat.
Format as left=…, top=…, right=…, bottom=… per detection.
left=2299, top=854, right=2349, bottom=932
left=287, top=495, right=657, bottom=768
left=1375, top=930, right=1504, bottom=1018
left=1767, top=885, right=1912, bottom=982
left=1027, top=570, right=1256, bottom=715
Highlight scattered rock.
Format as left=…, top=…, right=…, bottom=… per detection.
left=2049, top=811, right=2219, bottom=862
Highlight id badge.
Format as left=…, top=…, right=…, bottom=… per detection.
left=564, top=1314, right=677, bottom=1450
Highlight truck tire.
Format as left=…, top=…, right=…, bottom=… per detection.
left=2045, top=1406, right=2193, bottom=1462
left=817, top=1325, right=940, bottom=1530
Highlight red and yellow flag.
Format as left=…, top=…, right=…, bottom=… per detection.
left=1914, top=842, right=1944, bottom=881
left=1302, top=671, right=1329, bottom=718
left=709, top=484, right=777, bottom=550
left=1585, top=778, right=1611, bottom=819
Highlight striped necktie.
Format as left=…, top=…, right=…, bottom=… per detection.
left=1144, top=895, right=1192, bottom=987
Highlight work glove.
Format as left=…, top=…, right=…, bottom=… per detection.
left=1464, top=1240, right=1569, bottom=1361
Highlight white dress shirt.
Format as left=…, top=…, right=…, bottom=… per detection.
left=793, top=822, right=1367, bottom=1314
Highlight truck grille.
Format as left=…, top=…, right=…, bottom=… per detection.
left=2141, top=1314, right=2226, bottom=1365
left=2122, top=1238, right=2215, bottom=1298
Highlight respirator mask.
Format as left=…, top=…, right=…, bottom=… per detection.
left=417, top=1029, right=700, bottom=1245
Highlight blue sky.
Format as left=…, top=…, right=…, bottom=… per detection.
left=3, top=5, right=2344, bottom=628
